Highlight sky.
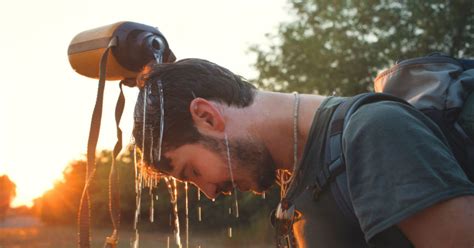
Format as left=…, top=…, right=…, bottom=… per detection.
left=0, top=0, right=292, bottom=207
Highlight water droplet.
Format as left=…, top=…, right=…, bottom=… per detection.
left=198, top=207, right=202, bottom=222
left=149, top=187, right=154, bottom=223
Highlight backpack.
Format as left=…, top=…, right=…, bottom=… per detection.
left=313, top=53, right=474, bottom=224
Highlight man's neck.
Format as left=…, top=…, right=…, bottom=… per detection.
left=243, top=91, right=326, bottom=171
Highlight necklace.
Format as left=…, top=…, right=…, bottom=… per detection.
left=277, top=92, right=300, bottom=198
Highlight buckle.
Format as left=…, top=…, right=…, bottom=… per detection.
left=273, top=203, right=297, bottom=248
left=312, top=183, right=323, bottom=201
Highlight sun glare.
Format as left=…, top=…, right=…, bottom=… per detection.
left=11, top=176, right=58, bottom=208
left=1, top=149, right=84, bottom=208
left=4, top=169, right=63, bottom=208
left=0, top=0, right=290, bottom=210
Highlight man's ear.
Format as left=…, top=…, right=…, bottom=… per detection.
left=189, top=98, right=225, bottom=133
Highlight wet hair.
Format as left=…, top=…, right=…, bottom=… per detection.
left=133, top=58, right=256, bottom=171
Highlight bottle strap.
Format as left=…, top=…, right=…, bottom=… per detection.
left=103, top=81, right=126, bottom=248
left=78, top=37, right=117, bottom=248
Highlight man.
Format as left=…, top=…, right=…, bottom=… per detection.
left=133, top=58, right=474, bottom=247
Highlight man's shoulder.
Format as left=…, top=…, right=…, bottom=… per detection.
left=343, top=99, right=444, bottom=141
left=350, top=100, right=423, bottom=126
left=324, top=96, right=428, bottom=131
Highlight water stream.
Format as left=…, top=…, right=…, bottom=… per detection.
left=185, top=182, right=189, bottom=248
left=164, top=177, right=182, bottom=248
left=197, top=190, right=202, bottom=222
left=224, top=133, right=240, bottom=219
left=130, top=50, right=252, bottom=247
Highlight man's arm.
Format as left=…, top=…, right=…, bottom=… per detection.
left=398, top=195, right=474, bottom=248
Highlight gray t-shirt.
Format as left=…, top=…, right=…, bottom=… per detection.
left=290, top=97, right=474, bottom=247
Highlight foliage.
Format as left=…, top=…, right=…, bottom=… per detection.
left=251, top=0, right=474, bottom=95
left=33, top=149, right=280, bottom=239
left=0, top=175, right=16, bottom=220
left=34, top=150, right=140, bottom=226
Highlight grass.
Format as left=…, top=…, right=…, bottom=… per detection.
left=0, top=224, right=274, bottom=248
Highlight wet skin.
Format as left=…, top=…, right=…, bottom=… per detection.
left=163, top=143, right=262, bottom=199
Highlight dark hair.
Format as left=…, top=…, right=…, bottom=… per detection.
left=133, top=58, right=256, bottom=170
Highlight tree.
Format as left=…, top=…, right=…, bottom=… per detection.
left=33, top=147, right=280, bottom=245
left=0, top=175, right=16, bottom=220
left=251, top=0, right=474, bottom=96
left=34, top=150, right=135, bottom=226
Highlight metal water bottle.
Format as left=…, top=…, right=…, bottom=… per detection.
left=68, top=21, right=176, bottom=81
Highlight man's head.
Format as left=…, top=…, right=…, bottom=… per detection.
left=133, top=58, right=276, bottom=198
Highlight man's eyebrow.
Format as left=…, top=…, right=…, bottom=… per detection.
left=156, top=156, right=173, bottom=174
left=157, top=156, right=187, bottom=181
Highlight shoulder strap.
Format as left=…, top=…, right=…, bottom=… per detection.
left=313, top=93, right=410, bottom=200
left=459, top=59, right=474, bottom=71
left=312, top=92, right=411, bottom=226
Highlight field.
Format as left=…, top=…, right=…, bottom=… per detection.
left=0, top=216, right=274, bottom=248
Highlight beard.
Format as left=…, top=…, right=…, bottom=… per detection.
left=199, top=134, right=276, bottom=192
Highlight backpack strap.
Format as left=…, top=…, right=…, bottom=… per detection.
left=330, top=171, right=359, bottom=225
left=313, top=93, right=411, bottom=224
left=459, top=59, right=474, bottom=71
left=313, top=93, right=410, bottom=200
left=454, top=122, right=474, bottom=181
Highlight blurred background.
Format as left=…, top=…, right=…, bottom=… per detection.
left=0, top=0, right=473, bottom=247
